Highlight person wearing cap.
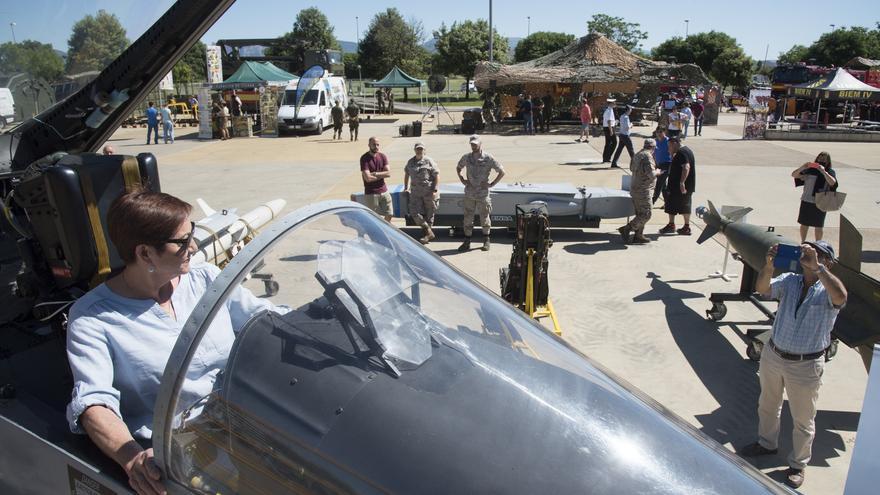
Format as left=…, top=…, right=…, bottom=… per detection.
left=360, top=137, right=393, bottom=222
left=659, top=136, right=695, bottom=235
left=601, top=98, right=617, bottom=163
left=741, top=241, right=847, bottom=489
left=691, top=99, right=704, bottom=136
left=617, top=139, right=662, bottom=244
left=403, top=142, right=440, bottom=244
left=456, top=135, right=505, bottom=251
left=611, top=106, right=634, bottom=168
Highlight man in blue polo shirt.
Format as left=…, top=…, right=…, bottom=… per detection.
left=145, top=101, right=159, bottom=145
left=740, top=240, right=847, bottom=489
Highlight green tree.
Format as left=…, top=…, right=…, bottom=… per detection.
left=586, top=14, right=647, bottom=51
left=514, top=31, right=575, bottom=63
left=343, top=52, right=360, bottom=80
left=268, top=7, right=340, bottom=74
left=652, top=31, right=753, bottom=88
left=432, top=20, right=508, bottom=97
left=172, top=41, right=207, bottom=83
left=358, top=9, right=428, bottom=80
left=803, top=26, right=880, bottom=66
left=0, top=40, right=64, bottom=81
left=713, top=48, right=753, bottom=91
left=777, top=44, right=810, bottom=65
left=66, top=10, right=129, bottom=74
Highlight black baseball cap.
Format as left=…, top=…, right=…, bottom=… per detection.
left=804, top=240, right=836, bottom=261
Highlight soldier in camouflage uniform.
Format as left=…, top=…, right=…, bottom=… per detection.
left=456, top=135, right=505, bottom=251
left=618, top=139, right=662, bottom=244
left=403, top=142, right=440, bottom=244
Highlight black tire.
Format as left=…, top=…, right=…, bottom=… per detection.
left=314, top=120, right=323, bottom=135
left=746, top=342, right=762, bottom=362
left=706, top=302, right=727, bottom=321
left=264, top=280, right=280, bottom=297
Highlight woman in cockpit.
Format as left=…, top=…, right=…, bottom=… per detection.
left=65, top=189, right=279, bottom=495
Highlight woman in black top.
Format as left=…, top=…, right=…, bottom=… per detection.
left=792, top=151, right=837, bottom=242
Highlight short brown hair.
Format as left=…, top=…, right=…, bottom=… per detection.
left=108, top=190, right=192, bottom=263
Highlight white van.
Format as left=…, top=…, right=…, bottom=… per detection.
left=0, top=88, right=14, bottom=128
left=277, top=75, right=348, bottom=135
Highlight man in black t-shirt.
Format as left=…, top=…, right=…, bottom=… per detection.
left=659, top=137, right=696, bottom=235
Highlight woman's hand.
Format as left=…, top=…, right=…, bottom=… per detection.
left=124, top=448, right=166, bottom=495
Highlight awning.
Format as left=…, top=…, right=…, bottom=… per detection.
left=787, top=68, right=880, bottom=101
left=211, top=61, right=298, bottom=90
left=364, top=66, right=424, bottom=88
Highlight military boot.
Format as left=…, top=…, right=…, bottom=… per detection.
left=481, top=236, right=491, bottom=251
left=617, top=224, right=632, bottom=243
left=419, top=226, right=436, bottom=244
left=631, top=228, right=650, bottom=244
left=457, top=237, right=471, bottom=252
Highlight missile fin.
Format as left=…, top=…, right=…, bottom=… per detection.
left=196, top=198, right=216, bottom=216
left=725, top=206, right=753, bottom=222
left=696, top=225, right=719, bottom=244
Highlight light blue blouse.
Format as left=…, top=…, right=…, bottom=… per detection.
left=66, top=263, right=280, bottom=439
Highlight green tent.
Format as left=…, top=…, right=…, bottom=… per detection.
left=213, top=61, right=298, bottom=90
left=365, top=66, right=424, bottom=88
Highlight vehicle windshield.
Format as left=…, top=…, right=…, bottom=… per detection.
left=282, top=89, right=318, bottom=106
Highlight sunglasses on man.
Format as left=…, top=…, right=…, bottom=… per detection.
left=165, top=221, right=196, bottom=256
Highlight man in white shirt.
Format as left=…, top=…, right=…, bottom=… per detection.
left=611, top=106, right=634, bottom=168
left=680, top=104, right=693, bottom=138
left=602, top=98, right=617, bottom=163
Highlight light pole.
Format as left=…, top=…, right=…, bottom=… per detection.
left=356, top=16, right=360, bottom=47
left=829, top=24, right=836, bottom=30
left=527, top=16, right=531, bottom=37
left=9, top=22, right=16, bottom=43
left=488, top=0, right=494, bottom=62
left=357, top=64, right=363, bottom=100
left=684, top=19, right=689, bottom=38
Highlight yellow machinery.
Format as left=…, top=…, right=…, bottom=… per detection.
left=500, top=204, right=562, bottom=335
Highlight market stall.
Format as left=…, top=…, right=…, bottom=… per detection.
left=364, top=66, right=427, bottom=111
left=473, top=33, right=711, bottom=123
left=208, top=61, right=298, bottom=137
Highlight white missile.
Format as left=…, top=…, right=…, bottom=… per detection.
left=190, top=199, right=286, bottom=265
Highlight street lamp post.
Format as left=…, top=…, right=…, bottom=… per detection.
left=684, top=19, right=689, bottom=38
left=356, top=16, right=360, bottom=47
left=829, top=24, right=836, bottom=30
left=9, top=22, right=16, bottom=43
left=527, top=16, right=531, bottom=37
left=358, top=64, right=363, bottom=100
left=488, top=0, right=494, bottom=63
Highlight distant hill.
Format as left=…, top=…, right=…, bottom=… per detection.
left=340, top=37, right=522, bottom=59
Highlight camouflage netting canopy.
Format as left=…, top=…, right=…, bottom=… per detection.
left=474, top=33, right=711, bottom=91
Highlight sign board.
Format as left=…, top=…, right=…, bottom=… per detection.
left=743, top=88, right=772, bottom=140
left=159, top=71, right=174, bottom=91
left=198, top=84, right=212, bottom=139
left=206, top=45, right=223, bottom=84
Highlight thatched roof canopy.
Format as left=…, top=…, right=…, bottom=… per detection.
left=474, top=33, right=710, bottom=89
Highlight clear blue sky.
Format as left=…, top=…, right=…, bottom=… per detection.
left=1, top=0, right=877, bottom=61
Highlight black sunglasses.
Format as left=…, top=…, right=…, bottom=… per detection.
left=165, top=221, right=196, bottom=256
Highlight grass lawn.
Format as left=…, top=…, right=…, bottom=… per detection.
left=348, top=76, right=483, bottom=106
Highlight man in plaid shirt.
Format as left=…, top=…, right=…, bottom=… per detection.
left=740, top=240, right=847, bottom=489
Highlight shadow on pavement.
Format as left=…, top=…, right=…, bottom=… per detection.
left=632, top=271, right=856, bottom=470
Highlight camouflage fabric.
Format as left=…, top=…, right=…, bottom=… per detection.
left=456, top=152, right=504, bottom=199
left=462, top=197, right=492, bottom=236
left=629, top=149, right=657, bottom=194
left=404, top=156, right=439, bottom=194
left=409, top=193, right=438, bottom=227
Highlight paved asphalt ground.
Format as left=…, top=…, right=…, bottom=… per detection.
left=107, top=110, right=880, bottom=494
